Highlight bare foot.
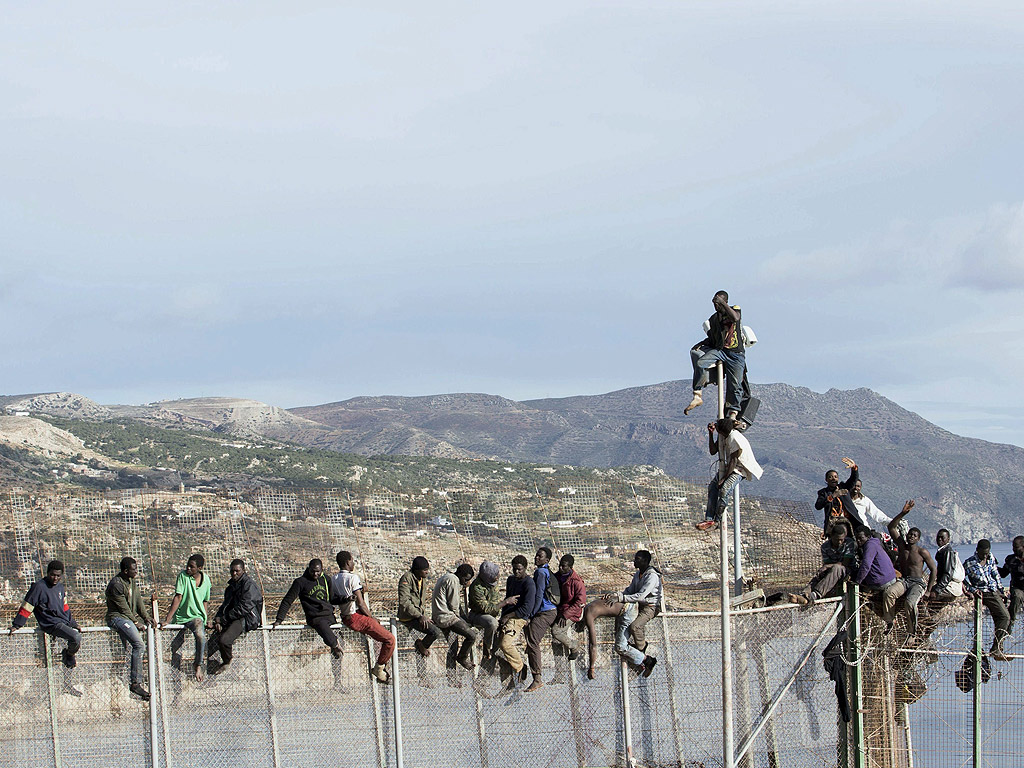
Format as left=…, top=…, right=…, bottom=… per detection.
left=194, top=667, right=204, bottom=683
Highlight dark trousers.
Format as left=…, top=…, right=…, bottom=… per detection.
left=400, top=618, right=445, bottom=648
left=215, top=619, right=247, bottom=664
left=440, top=618, right=479, bottom=667
left=982, top=592, right=1011, bottom=652
left=47, top=623, right=82, bottom=656
left=308, top=616, right=341, bottom=650
left=526, top=609, right=557, bottom=674
left=1009, top=587, right=1024, bottom=635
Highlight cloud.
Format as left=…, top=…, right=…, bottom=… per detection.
left=756, top=201, right=1024, bottom=294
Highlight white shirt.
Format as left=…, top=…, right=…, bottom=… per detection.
left=719, top=430, right=763, bottom=482
left=852, top=494, right=908, bottom=538
left=333, top=571, right=362, bottom=617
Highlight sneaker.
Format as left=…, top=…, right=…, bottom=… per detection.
left=990, top=650, right=1011, bottom=662
left=62, top=683, right=83, bottom=697
left=787, top=593, right=809, bottom=606
left=684, top=392, right=703, bottom=415
left=524, top=677, right=544, bottom=693
left=61, top=650, right=77, bottom=669
left=567, top=649, right=580, bottom=661
left=457, top=655, right=476, bottom=671
left=520, top=666, right=530, bottom=683
left=371, top=664, right=390, bottom=683
left=695, top=520, right=717, bottom=531
left=331, top=646, right=344, bottom=660
left=129, top=683, right=151, bottom=701
left=641, top=656, right=658, bottom=678
left=414, top=638, right=431, bottom=658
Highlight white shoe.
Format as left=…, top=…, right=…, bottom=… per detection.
left=684, top=392, right=703, bottom=415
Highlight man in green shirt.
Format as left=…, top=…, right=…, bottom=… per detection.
left=105, top=556, right=153, bottom=700
left=161, top=553, right=211, bottom=681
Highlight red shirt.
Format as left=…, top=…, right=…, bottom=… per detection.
left=555, top=570, right=587, bottom=622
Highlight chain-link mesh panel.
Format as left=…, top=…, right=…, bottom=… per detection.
left=0, top=630, right=55, bottom=764
left=50, top=627, right=153, bottom=766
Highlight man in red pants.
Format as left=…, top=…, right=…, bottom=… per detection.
left=334, top=550, right=396, bottom=682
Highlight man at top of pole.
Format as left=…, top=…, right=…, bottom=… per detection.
left=684, top=290, right=747, bottom=422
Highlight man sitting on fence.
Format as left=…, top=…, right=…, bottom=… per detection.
left=467, top=560, right=518, bottom=662
left=161, top=553, right=211, bottom=682
left=524, top=547, right=559, bottom=692
left=789, top=519, right=858, bottom=606
left=964, top=539, right=1011, bottom=661
left=397, top=556, right=446, bottom=657
left=887, top=500, right=936, bottom=637
left=583, top=550, right=660, bottom=680
left=210, top=559, right=263, bottom=675
left=271, top=559, right=343, bottom=660
left=851, top=526, right=906, bottom=633
left=7, top=559, right=83, bottom=696
left=498, top=555, right=534, bottom=690
left=551, top=554, right=586, bottom=662
left=432, top=563, right=480, bottom=672
left=998, top=536, right=1024, bottom=637
left=105, top=556, right=154, bottom=701
left=334, top=551, right=396, bottom=683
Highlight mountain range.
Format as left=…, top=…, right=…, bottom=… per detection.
left=2, top=381, right=1021, bottom=543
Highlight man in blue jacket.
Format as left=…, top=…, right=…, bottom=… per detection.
left=524, top=547, right=558, bottom=692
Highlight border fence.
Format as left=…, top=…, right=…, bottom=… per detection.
left=3, top=486, right=1022, bottom=767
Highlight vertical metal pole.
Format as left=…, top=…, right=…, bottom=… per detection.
left=754, top=642, right=780, bottom=768
left=973, top=596, right=982, bottom=768
left=365, top=633, right=387, bottom=767
left=42, top=633, right=63, bottom=768
left=658, top=603, right=686, bottom=768
left=620, top=659, right=636, bottom=768
left=715, top=360, right=735, bottom=768
left=904, top=704, right=914, bottom=768
left=568, top=647, right=587, bottom=768
left=151, top=598, right=171, bottom=768
left=733, top=484, right=742, bottom=596
left=721, top=505, right=735, bottom=768
left=390, top=619, right=405, bottom=768
left=469, top=641, right=489, bottom=768
left=849, top=584, right=865, bottom=768
left=260, top=606, right=282, bottom=768
left=147, top=623, right=160, bottom=768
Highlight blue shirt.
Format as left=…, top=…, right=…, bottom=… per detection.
left=965, top=554, right=1005, bottom=595
left=532, top=564, right=557, bottom=615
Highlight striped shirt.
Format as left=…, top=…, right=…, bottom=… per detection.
left=964, top=554, right=1006, bottom=596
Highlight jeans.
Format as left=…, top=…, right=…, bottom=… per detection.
left=691, top=345, right=746, bottom=413
left=900, top=577, right=928, bottom=634
left=108, top=616, right=146, bottom=685
left=615, top=604, right=646, bottom=667
left=47, top=623, right=83, bottom=657
left=705, top=472, right=742, bottom=523
left=170, top=618, right=207, bottom=672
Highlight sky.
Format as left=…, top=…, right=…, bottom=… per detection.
left=3, top=2, right=1024, bottom=446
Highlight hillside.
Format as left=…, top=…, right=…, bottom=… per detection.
left=3, top=382, right=1022, bottom=542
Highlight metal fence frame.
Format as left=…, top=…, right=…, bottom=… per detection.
left=2, top=600, right=848, bottom=768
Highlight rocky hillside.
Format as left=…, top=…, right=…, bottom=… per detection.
left=4, top=382, right=1022, bottom=542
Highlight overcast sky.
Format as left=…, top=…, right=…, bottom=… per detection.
left=3, top=2, right=1024, bottom=446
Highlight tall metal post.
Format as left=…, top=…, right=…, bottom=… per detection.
left=849, top=584, right=865, bottom=768
left=260, top=606, right=283, bottom=768
left=733, top=484, right=742, bottom=596
left=365, top=634, right=387, bottom=768
left=657, top=600, right=686, bottom=768
left=390, top=619, right=405, bottom=768
left=619, top=659, right=636, bottom=768
left=147, top=623, right=160, bottom=768
left=42, top=633, right=63, bottom=768
left=716, top=361, right=735, bottom=768
left=973, top=596, right=982, bottom=768
left=151, top=598, right=171, bottom=768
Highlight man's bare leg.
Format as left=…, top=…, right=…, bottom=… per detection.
left=583, top=600, right=623, bottom=679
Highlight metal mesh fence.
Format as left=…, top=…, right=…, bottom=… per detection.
left=0, top=483, right=823, bottom=611
left=1, top=602, right=851, bottom=768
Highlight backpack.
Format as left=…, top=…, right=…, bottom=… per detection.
left=955, top=653, right=991, bottom=693
left=950, top=551, right=966, bottom=583
left=544, top=569, right=561, bottom=605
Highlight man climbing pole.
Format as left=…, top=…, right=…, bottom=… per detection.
left=684, top=290, right=748, bottom=421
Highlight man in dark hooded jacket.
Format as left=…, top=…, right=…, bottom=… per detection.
left=272, top=559, right=342, bottom=658
left=211, top=559, right=264, bottom=673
